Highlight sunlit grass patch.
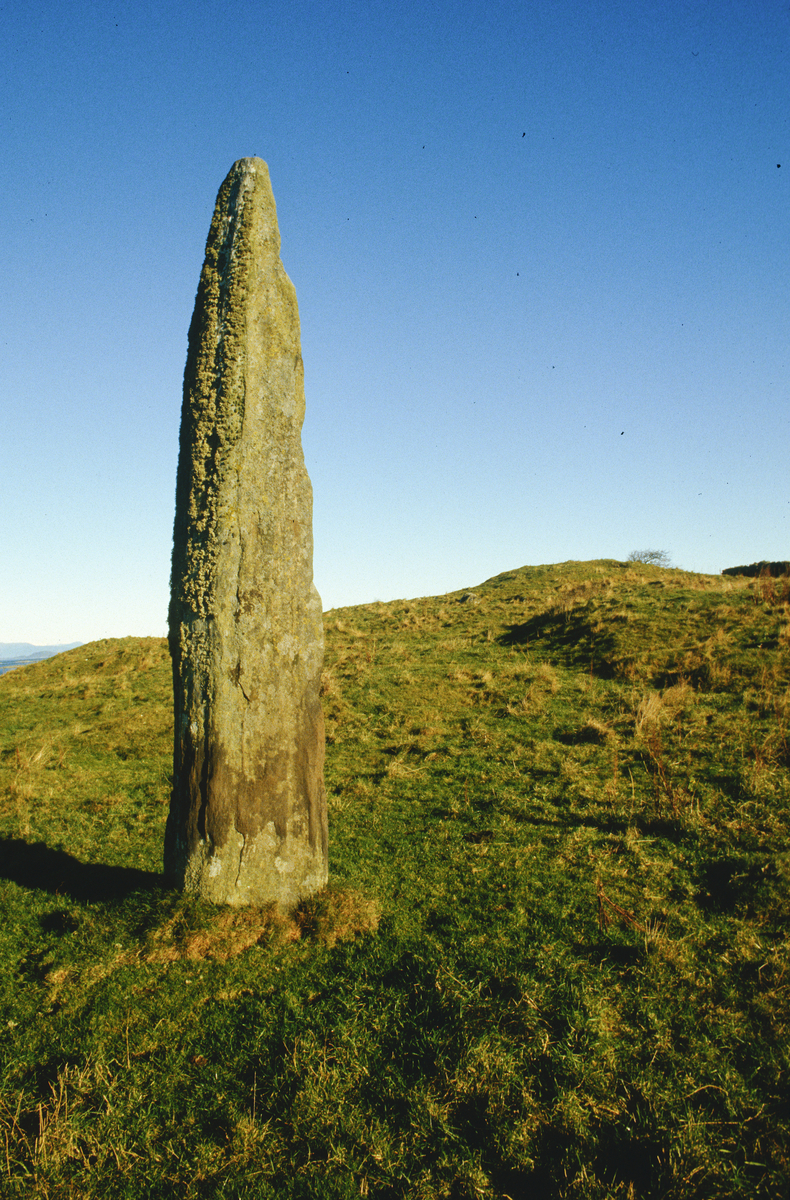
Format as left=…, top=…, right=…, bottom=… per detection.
left=0, top=561, right=788, bottom=1197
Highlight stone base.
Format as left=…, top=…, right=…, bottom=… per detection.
left=179, top=822, right=328, bottom=910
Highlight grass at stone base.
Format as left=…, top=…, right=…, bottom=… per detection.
left=0, top=559, right=788, bottom=1199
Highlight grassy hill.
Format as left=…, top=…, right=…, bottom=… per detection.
left=0, top=560, right=788, bottom=1198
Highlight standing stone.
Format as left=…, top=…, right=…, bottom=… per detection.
left=165, top=158, right=327, bottom=909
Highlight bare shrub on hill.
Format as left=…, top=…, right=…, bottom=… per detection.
left=627, top=548, right=671, bottom=567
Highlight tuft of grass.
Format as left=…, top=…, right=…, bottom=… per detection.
left=0, top=561, right=788, bottom=1198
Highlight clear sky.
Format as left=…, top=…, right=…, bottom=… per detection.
left=1, top=0, right=787, bottom=644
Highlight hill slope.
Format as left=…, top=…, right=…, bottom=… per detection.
left=0, top=642, right=83, bottom=676
left=0, top=561, right=788, bottom=1198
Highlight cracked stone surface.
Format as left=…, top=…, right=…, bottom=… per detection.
left=165, top=158, right=327, bottom=908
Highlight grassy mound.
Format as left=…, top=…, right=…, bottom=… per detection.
left=1, top=561, right=788, bottom=1198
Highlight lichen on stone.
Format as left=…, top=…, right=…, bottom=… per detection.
left=167, top=159, right=327, bottom=909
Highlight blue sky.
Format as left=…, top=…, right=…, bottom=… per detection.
left=1, top=0, right=787, bottom=644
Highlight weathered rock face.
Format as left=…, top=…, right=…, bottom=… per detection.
left=165, top=158, right=327, bottom=909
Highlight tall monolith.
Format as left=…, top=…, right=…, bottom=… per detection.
left=165, top=158, right=327, bottom=909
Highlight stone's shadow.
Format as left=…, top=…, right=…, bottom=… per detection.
left=0, top=838, right=166, bottom=902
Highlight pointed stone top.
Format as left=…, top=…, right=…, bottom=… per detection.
left=206, top=157, right=282, bottom=263
left=226, top=156, right=269, bottom=180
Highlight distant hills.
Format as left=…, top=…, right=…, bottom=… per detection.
left=0, top=642, right=83, bottom=675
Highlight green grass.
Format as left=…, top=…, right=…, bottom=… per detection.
left=0, top=561, right=788, bottom=1198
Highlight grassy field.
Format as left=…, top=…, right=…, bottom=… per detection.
left=0, top=559, right=788, bottom=1198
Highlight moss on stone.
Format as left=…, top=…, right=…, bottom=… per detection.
left=167, top=159, right=326, bottom=909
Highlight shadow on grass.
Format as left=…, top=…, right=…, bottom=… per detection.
left=499, top=611, right=619, bottom=675
left=0, top=837, right=166, bottom=902
left=429, top=800, right=687, bottom=844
